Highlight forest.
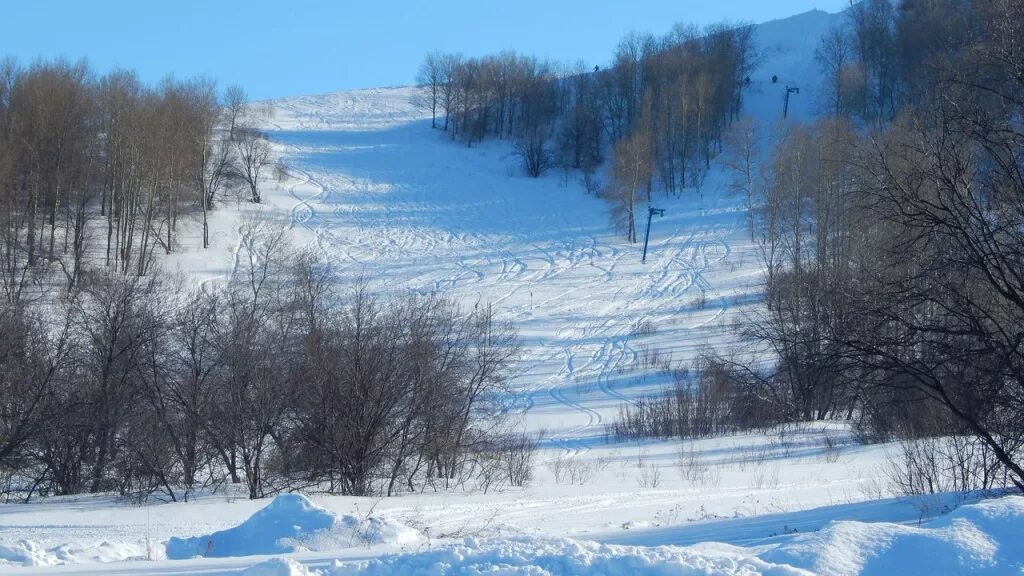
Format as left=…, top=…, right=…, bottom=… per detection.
left=0, top=214, right=522, bottom=502
left=0, top=60, right=524, bottom=501
left=0, top=61, right=280, bottom=295
left=742, top=0, right=1024, bottom=493
left=605, top=0, right=1024, bottom=495
left=416, top=22, right=757, bottom=241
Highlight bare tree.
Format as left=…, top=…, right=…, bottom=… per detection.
left=438, top=53, right=462, bottom=133
left=222, top=85, right=247, bottom=140
left=189, top=79, right=231, bottom=248
left=515, top=126, right=552, bottom=178
left=416, top=52, right=443, bottom=129
left=606, top=124, right=652, bottom=243
left=233, top=127, right=271, bottom=204
left=815, top=26, right=855, bottom=117
left=722, top=117, right=760, bottom=240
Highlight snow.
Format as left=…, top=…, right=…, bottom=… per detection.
left=763, top=496, right=1024, bottom=575
left=748, top=9, right=841, bottom=121
left=4, top=496, right=1021, bottom=574
left=320, top=497, right=1024, bottom=575
left=251, top=12, right=845, bottom=470
left=0, top=541, right=53, bottom=567
left=322, top=496, right=1024, bottom=575
left=263, top=87, right=757, bottom=463
left=0, top=494, right=420, bottom=569
left=165, top=494, right=423, bottom=560
left=243, top=558, right=319, bottom=576
left=0, top=538, right=152, bottom=568
left=0, top=427, right=896, bottom=568
left=3, top=7, right=1021, bottom=576
left=327, top=536, right=808, bottom=576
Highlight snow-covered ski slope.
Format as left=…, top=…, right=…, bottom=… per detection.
left=258, top=8, right=840, bottom=453
left=268, top=84, right=751, bottom=454
left=12, top=9, right=1021, bottom=576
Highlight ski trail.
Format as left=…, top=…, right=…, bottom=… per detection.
left=264, top=86, right=754, bottom=460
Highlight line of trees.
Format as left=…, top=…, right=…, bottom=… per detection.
left=606, top=0, right=1024, bottom=495
left=0, top=57, right=272, bottom=301
left=815, top=0, right=982, bottom=123
left=733, top=0, right=1024, bottom=491
left=0, top=217, right=522, bottom=502
left=416, top=22, right=757, bottom=241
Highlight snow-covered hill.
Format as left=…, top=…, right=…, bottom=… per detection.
left=5, top=8, right=1020, bottom=576
left=252, top=8, right=846, bottom=466
left=264, top=83, right=759, bottom=459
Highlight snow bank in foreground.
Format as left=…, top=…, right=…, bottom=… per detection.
left=3, top=496, right=1021, bottom=573
left=0, top=541, right=55, bottom=567
left=243, top=557, right=319, bottom=576
left=764, top=495, right=1024, bottom=575
left=0, top=539, right=152, bottom=567
left=325, top=496, right=1024, bottom=575
left=329, top=537, right=806, bottom=575
left=166, top=493, right=423, bottom=559
left=0, top=493, right=410, bottom=568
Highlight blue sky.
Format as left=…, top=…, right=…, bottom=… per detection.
left=2, top=1, right=847, bottom=100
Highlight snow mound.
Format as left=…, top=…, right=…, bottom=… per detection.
left=165, top=493, right=423, bottom=559
left=326, top=496, right=1024, bottom=575
left=765, top=496, right=1024, bottom=575
left=0, top=538, right=153, bottom=567
left=0, top=540, right=55, bottom=567
left=327, top=536, right=808, bottom=576
left=243, top=557, right=319, bottom=576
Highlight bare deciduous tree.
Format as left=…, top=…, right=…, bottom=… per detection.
left=722, top=117, right=760, bottom=240
left=606, top=124, right=652, bottom=243
left=232, top=127, right=271, bottom=204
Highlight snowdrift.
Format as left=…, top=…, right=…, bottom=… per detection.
left=0, top=538, right=152, bottom=567
left=243, top=557, right=320, bottom=576
left=763, top=495, right=1024, bottom=575
left=0, top=494, right=423, bottom=568
left=325, top=496, right=1024, bottom=575
left=0, top=541, right=60, bottom=568
left=165, top=493, right=423, bottom=560
left=6, top=496, right=1019, bottom=574
left=328, top=537, right=801, bottom=575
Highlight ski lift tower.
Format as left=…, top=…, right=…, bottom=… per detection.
left=642, top=207, right=666, bottom=264
left=784, top=86, right=800, bottom=118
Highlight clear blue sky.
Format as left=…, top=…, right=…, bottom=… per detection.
left=2, top=1, right=847, bottom=100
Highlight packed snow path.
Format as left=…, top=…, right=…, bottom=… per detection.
left=265, top=86, right=761, bottom=452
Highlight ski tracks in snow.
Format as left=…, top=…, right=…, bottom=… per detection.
left=265, top=87, right=749, bottom=462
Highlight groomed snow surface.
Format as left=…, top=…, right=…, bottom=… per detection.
left=3, top=8, right=1023, bottom=576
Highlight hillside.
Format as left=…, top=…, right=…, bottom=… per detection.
left=3, top=7, right=1022, bottom=575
